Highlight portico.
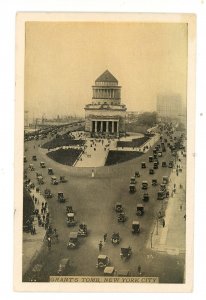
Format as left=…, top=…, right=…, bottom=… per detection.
left=91, top=120, right=119, bottom=134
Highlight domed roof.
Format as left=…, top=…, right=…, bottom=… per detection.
left=95, top=70, right=118, bottom=83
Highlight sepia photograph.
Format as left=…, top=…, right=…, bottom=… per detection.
left=14, top=13, right=195, bottom=292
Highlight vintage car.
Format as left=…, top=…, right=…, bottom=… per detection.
left=168, top=160, right=174, bottom=168
left=152, top=179, right=158, bottom=186
left=162, top=176, right=169, bottom=184
left=149, top=168, right=154, bottom=175
left=78, top=223, right=88, bottom=237
left=40, top=161, right=46, bottom=168
left=117, top=212, right=127, bottom=223
left=136, top=204, right=144, bottom=216
left=48, top=168, right=54, bottom=175
left=104, top=266, right=115, bottom=276
left=149, top=156, right=153, bottom=162
left=57, top=258, right=70, bottom=275
left=157, top=190, right=169, bottom=200
left=141, top=181, right=148, bottom=190
left=141, top=162, right=146, bottom=168
left=44, top=188, right=52, bottom=198
left=32, top=155, right=37, bottom=161
left=153, top=161, right=158, bottom=169
left=115, top=202, right=123, bottom=212
left=60, top=176, right=67, bottom=183
left=111, top=232, right=120, bottom=244
left=67, top=232, right=78, bottom=249
left=37, top=175, right=44, bottom=185
left=129, top=184, right=136, bottom=193
left=29, top=163, right=35, bottom=171
left=132, top=221, right=140, bottom=234
left=120, top=246, right=132, bottom=259
left=134, top=171, right=140, bottom=177
left=162, top=161, right=167, bottom=167
left=66, top=206, right=74, bottom=214
left=66, top=213, right=76, bottom=226
left=130, top=176, right=136, bottom=184
left=96, top=255, right=110, bottom=269
left=51, top=176, right=58, bottom=185
left=58, top=192, right=65, bottom=203
left=142, top=192, right=149, bottom=202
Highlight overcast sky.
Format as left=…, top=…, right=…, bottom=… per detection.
left=25, top=22, right=187, bottom=118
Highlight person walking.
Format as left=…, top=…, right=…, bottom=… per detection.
left=47, top=237, right=52, bottom=251
left=99, top=241, right=103, bottom=251
left=103, top=233, right=107, bottom=242
left=91, top=169, right=95, bottom=178
left=162, top=218, right=165, bottom=227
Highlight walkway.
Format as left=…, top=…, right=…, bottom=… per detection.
left=148, top=150, right=186, bottom=254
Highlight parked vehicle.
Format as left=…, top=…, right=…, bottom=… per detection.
left=44, top=188, right=52, bottom=198
left=40, top=161, right=46, bottom=168
left=29, top=164, right=35, bottom=171
left=162, top=161, right=167, bottom=167
left=142, top=192, right=149, bottom=202
left=32, top=155, right=37, bottom=161
left=104, top=266, right=115, bottom=276
left=66, top=213, right=76, bottom=226
left=168, top=160, right=174, bottom=168
left=130, top=176, right=136, bottom=184
left=141, top=162, right=146, bottom=168
left=152, top=179, right=158, bottom=186
left=149, top=168, right=154, bottom=175
left=96, top=255, right=110, bottom=269
left=149, top=156, right=153, bottom=162
left=51, top=176, right=58, bottom=185
left=162, top=176, right=169, bottom=184
left=129, top=184, right=136, bottom=193
left=153, top=161, right=158, bottom=169
left=78, top=223, right=88, bottom=237
left=117, top=212, right=127, bottom=223
left=60, top=176, right=67, bottom=183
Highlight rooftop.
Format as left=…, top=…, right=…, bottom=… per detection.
left=95, top=70, right=118, bottom=84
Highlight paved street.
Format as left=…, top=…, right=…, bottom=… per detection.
left=23, top=127, right=186, bottom=283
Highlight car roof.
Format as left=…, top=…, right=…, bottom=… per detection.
left=69, top=232, right=78, bottom=238
left=98, top=254, right=107, bottom=259
left=132, top=221, right=140, bottom=225
left=104, top=266, right=114, bottom=273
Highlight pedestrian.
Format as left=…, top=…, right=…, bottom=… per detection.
left=33, top=226, right=36, bottom=235
left=91, top=169, right=95, bottom=178
left=34, top=198, right=37, bottom=205
left=47, top=237, right=52, bottom=251
left=103, top=233, right=107, bottom=242
left=42, top=202, right=44, bottom=208
left=41, top=208, right=44, bottom=214
left=137, top=265, right=142, bottom=275
left=99, top=241, right=103, bottom=251
left=184, top=214, right=186, bottom=220
left=162, top=218, right=165, bottom=227
left=180, top=205, right=182, bottom=211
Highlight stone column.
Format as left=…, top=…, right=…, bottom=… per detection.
left=112, top=121, right=114, bottom=133
left=95, top=121, right=97, bottom=133
left=117, top=121, right=119, bottom=134
left=100, top=121, right=103, bottom=132
left=106, top=121, right=109, bottom=133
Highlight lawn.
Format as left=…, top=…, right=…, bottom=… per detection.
left=42, top=134, right=85, bottom=149
left=47, top=148, right=82, bottom=166
left=117, top=136, right=150, bottom=148
left=105, top=150, right=143, bottom=166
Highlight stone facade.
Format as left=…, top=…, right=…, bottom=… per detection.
left=84, top=70, right=127, bottom=137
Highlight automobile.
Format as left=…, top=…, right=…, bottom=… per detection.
left=24, top=156, right=27, bottom=163
left=51, top=176, right=58, bottom=185
left=134, top=171, right=140, bottom=177
left=37, top=175, right=44, bottom=185
left=152, top=179, right=158, bottom=186
left=96, top=255, right=110, bottom=269
left=29, top=163, right=35, bottom=171
left=129, top=184, right=136, bottom=193
left=141, top=162, right=146, bottom=168
left=132, top=221, right=140, bottom=234
left=142, top=181, right=148, bottom=190
left=153, top=161, right=158, bottom=169
left=44, top=188, right=52, bottom=198
left=160, top=183, right=166, bottom=191
left=149, top=156, right=153, bottom=162
left=162, top=176, right=169, bottom=184
left=104, top=266, right=115, bottom=276
left=58, top=192, right=65, bottom=203
left=136, top=204, right=144, bottom=216
left=118, top=270, right=131, bottom=277
left=120, top=246, right=132, bottom=259
left=36, top=172, right=42, bottom=178
left=130, top=176, right=136, bottom=184
left=48, top=168, right=54, bottom=175
left=142, top=192, right=149, bottom=202
left=78, top=223, right=88, bottom=237
left=149, top=168, right=154, bottom=175
left=168, top=161, right=174, bottom=168
left=66, top=206, right=74, bottom=213
left=162, top=161, right=167, bottom=167
left=40, top=161, right=46, bottom=168
left=32, top=155, right=37, bottom=161
left=153, top=149, right=157, bottom=155
left=67, top=232, right=78, bottom=249
left=57, top=258, right=70, bottom=275
left=117, top=212, right=127, bottom=223
left=60, top=176, right=67, bottom=183
left=115, top=202, right=123, bottom=212
left=111, top=232, right=120, bottom=244
left=157, top=190, right=169, bottom=200
left=153, top=153, right=157, bottom=159
left=66, top=213, right=76, bottom=226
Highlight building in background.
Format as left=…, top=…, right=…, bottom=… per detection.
left=156, top=94, right=183, bottom=120
left=85, top=70, right=127, bottom=137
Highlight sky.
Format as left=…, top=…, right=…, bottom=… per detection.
left=24, top=22, right=188, bottom=119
